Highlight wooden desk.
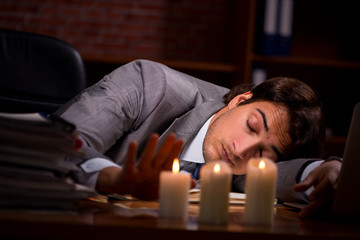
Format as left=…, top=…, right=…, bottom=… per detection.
left=0, top=197, right=359, bottom=240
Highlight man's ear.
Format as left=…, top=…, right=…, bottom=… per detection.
left=227, top=91, right=253, bottom=109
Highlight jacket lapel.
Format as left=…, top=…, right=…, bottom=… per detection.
left=157, top=99, right=225, bottom=147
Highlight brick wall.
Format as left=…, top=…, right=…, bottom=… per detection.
left=0, top=0, right=236, bottom=63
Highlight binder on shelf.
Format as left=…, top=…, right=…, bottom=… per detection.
left=261, top=0, right=294, bottom=56
left=262, top=0, right=279, bottom=55
left=277, top=0, right=294, bottom=56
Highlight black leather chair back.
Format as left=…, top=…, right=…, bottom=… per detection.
left=0, top=28, right=87, bottom=113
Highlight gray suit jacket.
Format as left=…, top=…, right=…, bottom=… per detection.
left=56, top=59, right=314, bottom=203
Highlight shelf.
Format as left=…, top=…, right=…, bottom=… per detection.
left=324, top=136, right=347, bottom=158
left=82, top=55, right=238, bottom=73
left=252, top=54, right=360, bottom=70
left=82, top=54, right=241, bottom=90
left=325, top=136, right=347, bottom=145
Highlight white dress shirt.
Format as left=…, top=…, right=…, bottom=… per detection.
left=179, top=115, right=213, bottom=165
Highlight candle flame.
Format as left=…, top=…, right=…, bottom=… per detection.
left=214, top=163, right=221, bottom=173
left=172, top=158, right=180, bottom=174
left=259, top=160, right=266, bottom=169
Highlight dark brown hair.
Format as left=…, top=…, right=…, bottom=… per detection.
left=223, top=77, right=325, bottom=160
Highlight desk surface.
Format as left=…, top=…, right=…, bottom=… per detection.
left=0, top=196, right=359, bottom=240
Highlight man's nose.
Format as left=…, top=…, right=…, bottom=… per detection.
left=233, top=137, right=260, bottom=160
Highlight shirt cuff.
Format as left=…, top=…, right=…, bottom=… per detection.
left=300, top=160, right=324, bottom=196
left=80, top=158, right=120, bottom=189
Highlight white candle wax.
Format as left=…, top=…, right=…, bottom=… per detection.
left=199, top=161, right=231, bottom=225
left=159, top=158, right=191, bottom=220
left=244, top=157, right=278, bottom=225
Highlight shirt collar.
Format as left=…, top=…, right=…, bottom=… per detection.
left=179, top=115, right=214, bottom=163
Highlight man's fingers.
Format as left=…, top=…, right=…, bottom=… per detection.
left=293, top=173, right=316, bottom=193
left=137, top=134, right=159, bottom=169
left=123, top=141, right=138, bottom=171
left=135, top=133, right=183, bottom=171
left=152, top=133, right=177, bottom=168
left=307, top=178, right=332, bottom=201
left=162, top=139, right=184, bottom=170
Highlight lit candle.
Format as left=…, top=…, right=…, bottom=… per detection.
left=199, top=161, right=231, bottom=224
left=159, top=158, right=191, bottom=220
left=244, top=157, right=278, bottom=225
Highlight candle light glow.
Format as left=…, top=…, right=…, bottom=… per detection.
left=259, top=160, right=265, bottom=169
left=172, top=158, right=180, bottom=174
left=214, top=163, right=220, bottom=173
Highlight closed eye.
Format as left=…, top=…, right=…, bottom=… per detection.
left=247, top=120, right=255, bottom=133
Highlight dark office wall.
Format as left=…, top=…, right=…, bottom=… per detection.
left=0, top=0, right=236, bottom=62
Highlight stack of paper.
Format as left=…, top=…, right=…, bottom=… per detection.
left=188, top=189, right=246, bottom=205
left=0, top=112, right=96, bottom=210
left=188, top=189, right=278, bottom=205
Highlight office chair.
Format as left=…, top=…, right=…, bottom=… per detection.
left=0, top=28, right=87, bottom=114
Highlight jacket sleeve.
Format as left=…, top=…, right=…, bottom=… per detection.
left=55, top=60, right=158, bottom=154
left=56, top=59, right=228, bottom=164
left=232, top=158, right=323, bottom=203
left=276, top=158, right=321, bottom=203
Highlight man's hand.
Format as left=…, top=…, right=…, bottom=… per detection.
left=293, top=160, right=342, bottom=218
left=97, top=133, right=184, bottom=200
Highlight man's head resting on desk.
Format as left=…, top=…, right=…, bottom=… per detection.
left=203, top=77, right=324, bottom=175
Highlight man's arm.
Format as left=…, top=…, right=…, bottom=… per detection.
left=96, top=133, right=185, bottom=200
left=232, top=158, right=321, bottom=201
left=293, top=159, right=342, bottom=218
left=275, top=158, right=317, bottom=203
left=70, top=133, right=185, bottom=200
